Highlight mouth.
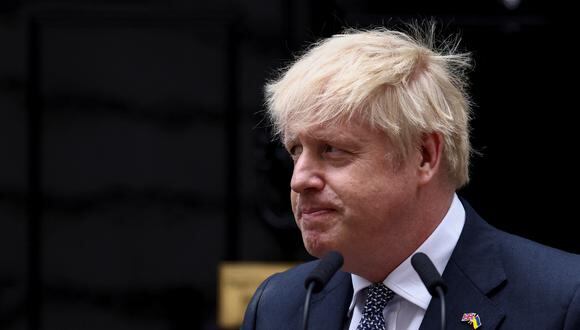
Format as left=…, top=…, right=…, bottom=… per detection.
left=302, top=207, right=334, bottom=215
left=298, top=206, right=337, bottom=224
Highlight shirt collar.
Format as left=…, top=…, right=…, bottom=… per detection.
left=348, top=194, right=465, bottom=313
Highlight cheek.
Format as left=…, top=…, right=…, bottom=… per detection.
left=344, top=175, right=400, bottom=219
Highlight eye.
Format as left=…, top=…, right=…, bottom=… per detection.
left=323, top=144, right=341, bottom=154
left=288, top=144, right=303, bottom=158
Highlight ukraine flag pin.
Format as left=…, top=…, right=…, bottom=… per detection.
left=461, top=312, right=482, bottom=329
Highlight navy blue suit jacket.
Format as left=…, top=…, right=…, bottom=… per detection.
left=242, top=201, right=580, bottom=329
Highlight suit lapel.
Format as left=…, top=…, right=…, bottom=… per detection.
left=420, top=200, right=507, bottom=330
left=299, top=271, right=353, bottom=330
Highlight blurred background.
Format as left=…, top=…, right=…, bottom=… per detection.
left=0, top=0, right=576, bottom=329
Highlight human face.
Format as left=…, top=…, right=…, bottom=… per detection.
left=285, top=120, right=421, bottom=269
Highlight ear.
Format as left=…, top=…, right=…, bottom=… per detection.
left=417, top=132, right=444, bottom=185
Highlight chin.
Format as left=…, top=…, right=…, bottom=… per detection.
left=303, top=235, right=334, bottom=259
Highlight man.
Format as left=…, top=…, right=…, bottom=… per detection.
left=242, top=27, right=580, bottom=329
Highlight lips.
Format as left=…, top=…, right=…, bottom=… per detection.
left=301, top=207, right=334, bottom=215
left=297, top=204, right=337, bottom=224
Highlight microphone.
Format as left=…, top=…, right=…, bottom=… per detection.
left=302, top=251, right=344, bottom=330
left=411, top=252, right=447, bottom=330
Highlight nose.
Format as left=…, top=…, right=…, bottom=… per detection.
left=290, top=152, right=325, bottom=193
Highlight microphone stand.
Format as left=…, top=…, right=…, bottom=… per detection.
left=302, top=281, right=316, bottom=330
left=302, top=251, right=343, bottom=330
left=435, top=286, right=446, bottom=330
left=411, top=252, right=447, bottom=330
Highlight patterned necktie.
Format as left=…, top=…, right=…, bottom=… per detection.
left=356, top=283, right=395, bottom=330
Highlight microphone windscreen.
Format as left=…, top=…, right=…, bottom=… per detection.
left=304, top=251, right=344, bottom=293
left=411, top=252, right=447, bottom=296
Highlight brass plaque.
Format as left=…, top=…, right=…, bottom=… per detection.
left=218, top=262, right=295, bottom=328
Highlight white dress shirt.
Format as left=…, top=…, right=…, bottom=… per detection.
left=347, top=194, right=465, bottom=330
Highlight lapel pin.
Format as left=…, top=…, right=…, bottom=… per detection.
left=461, top=312, right=482, bottom=329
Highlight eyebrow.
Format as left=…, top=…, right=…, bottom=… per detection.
left=284, top=130, right=369, bottom=150
left=282, top=133, right=296, bottom=147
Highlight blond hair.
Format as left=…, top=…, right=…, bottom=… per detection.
left=265, top=26, right=473, bottom=188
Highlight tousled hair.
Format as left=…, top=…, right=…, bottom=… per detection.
left=265, top=26, right=473, bottom=187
